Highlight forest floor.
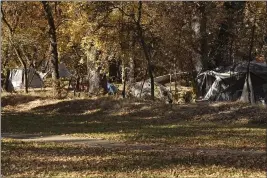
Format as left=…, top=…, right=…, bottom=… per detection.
left=1, top=91, right=267, bottom=177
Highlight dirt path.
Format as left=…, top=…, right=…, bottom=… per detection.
left=2, top=133, right=265, bottom=156
left=2, top=133, right=127, bottom=148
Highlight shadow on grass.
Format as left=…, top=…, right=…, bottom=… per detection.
left=2, top=97, right=266, bottom=134
left=2, top=97, right=266, bottom=151
left=2, top=97, right=267, bottom=176
left=1, top=94, right=44, bottom=107
left=2, top=140, right=266, bottom=177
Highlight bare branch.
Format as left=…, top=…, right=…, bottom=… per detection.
left=1, top=3, right=14, bottom=35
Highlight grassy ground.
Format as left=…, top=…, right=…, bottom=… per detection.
left=1, top=91, right=267, bottom=177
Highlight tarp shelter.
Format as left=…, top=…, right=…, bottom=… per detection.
left=8, top=68, right=44, bottom=91
left=196, top=61, right=267, bottom=104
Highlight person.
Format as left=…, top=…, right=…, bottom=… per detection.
left=107, top=82, right=118, bottom=95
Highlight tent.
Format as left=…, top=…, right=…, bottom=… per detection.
left=38, top=62, right=72, bottom=79
left=196, top=61, right=267, bottom=104
left=58, top=62, right=72, bottom=78
left=8, top=68, right=44, bottom=90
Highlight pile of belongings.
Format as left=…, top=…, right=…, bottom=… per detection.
left=130, top=80, right=173, bottom=103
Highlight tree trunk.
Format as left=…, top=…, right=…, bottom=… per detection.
left=87, top=45, right=101, bottom=95
left=128, top=56, right=135, bottom=85
left=4, top=69, right=10, bottom=92
left=76, top=76, right=80, bottom=91
left=211, top=2, right=245, bottom=67
left=13, top=45, right=29, bottom=93
left=42, top=1, right=60, bottom=94
left=121, top=58, right=126, bottom=98
left=174, top=63, right=178, bottom=102
left=128, top=24, right=136, bottom=86
left=199, top=2, right=209, bottom=70
left=136, top=1, right=154, bottom=100
left=264, top=2, right=267, bottom=63
left=248, top=16, right=257, bottom=61
left=2, top=44, right=9, bottom=69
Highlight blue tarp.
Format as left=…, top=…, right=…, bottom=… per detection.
left=107, top=83, right=117, bottom=95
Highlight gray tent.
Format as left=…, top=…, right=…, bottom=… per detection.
left=8, top=68, right=44, bottom=90
left=197, top=61, right=267, bottom=104
left=58, top=62, right=72, bottom=78
left=38, top=62, right=72, bottom=79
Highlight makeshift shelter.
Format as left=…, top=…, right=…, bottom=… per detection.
left=196, top=61, right=267, bottom=104
left=130, top=80, right=173, bottom=103
left=7, top=68, right=44, bottom=91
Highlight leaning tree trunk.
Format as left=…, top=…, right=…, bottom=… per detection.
left=136, top=1, right=154, bottom=100
left=12, top=45, right=29, bottom=93
left=42, top=1, right=60, bottom=95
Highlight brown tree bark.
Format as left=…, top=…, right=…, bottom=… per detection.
left=87, top=45, right=101, bottom=95
left=248, top=16, right=257, bottom=61
left=136, top=1, right=154, bottom=100
left=42, top=1, right=60, bottom=94
left=13, top=45, right=29, bottom=93
left=211, top=2, right=246, bottom=67
left=199, top=2, right=209, bottom=70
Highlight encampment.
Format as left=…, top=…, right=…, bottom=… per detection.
left=7, top=68, right=44, bottom=91
left=196, top=61, right=267, bottom=104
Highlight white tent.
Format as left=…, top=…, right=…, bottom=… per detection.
left=8, top=68, right=44, bottom=90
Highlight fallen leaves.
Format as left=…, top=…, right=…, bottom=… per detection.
left=2, top=94, right=267, bottom=177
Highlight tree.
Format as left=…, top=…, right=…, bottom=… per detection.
left=42, top=1, right=60, bottom=95
left=135, top=2, right=155, bottom=99
left=2, top=2, right=36, bottom=93
left=210, top=2, right=246, bottom=67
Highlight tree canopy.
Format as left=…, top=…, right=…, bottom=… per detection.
left=2, top=1, right=267, bottom=96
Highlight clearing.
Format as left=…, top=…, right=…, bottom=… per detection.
left=1, top=92, right=267, bottom=177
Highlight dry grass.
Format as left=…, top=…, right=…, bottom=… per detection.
left=1, top=92, right=267, bottom=177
